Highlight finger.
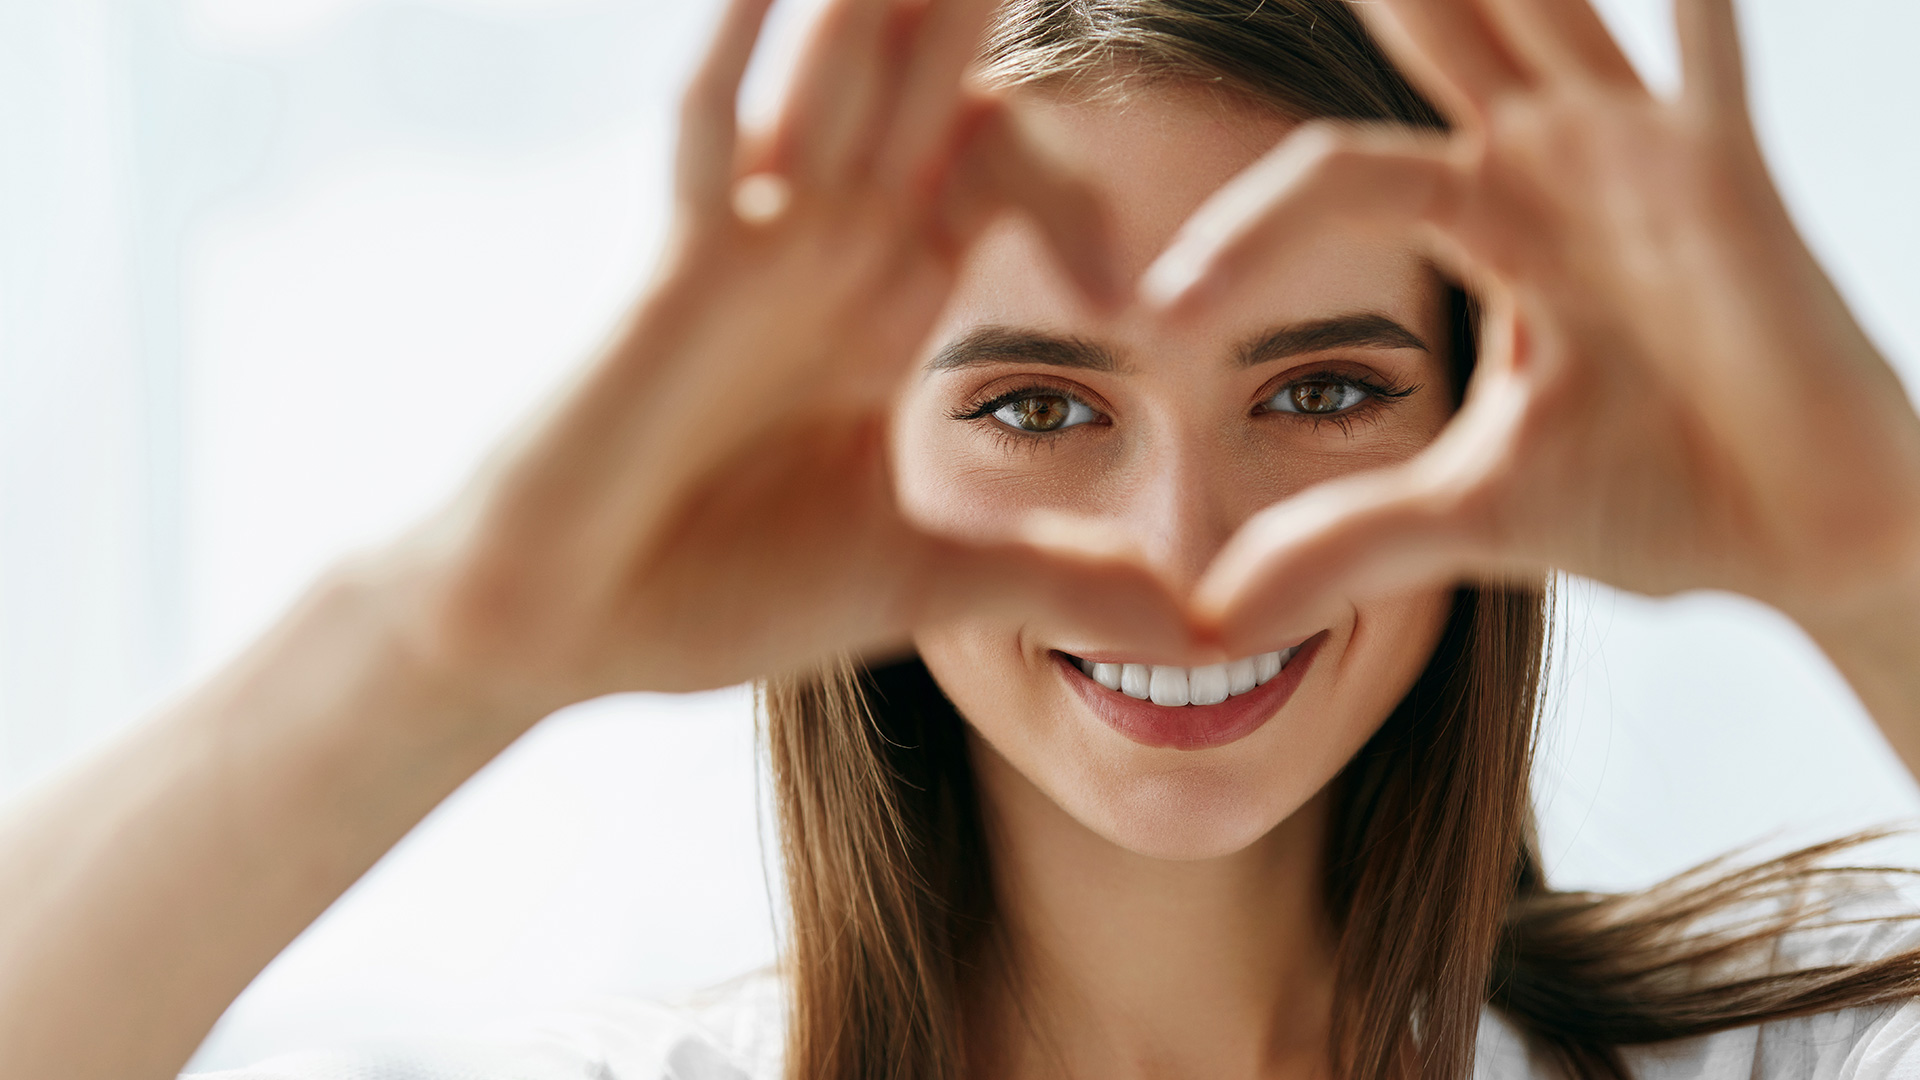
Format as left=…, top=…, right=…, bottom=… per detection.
left=1358, top=0, right=1534, bottom=123
left=938, top=100, right=1124, bottom=310
left=917, top=514, right=1203, bottom=661
left=875, top=0, right=1002, bottom=194
left=676, top=0, right=779, bottom=215
left=770, top=0, right=907, bottom=184
left=1475, top=0, right=1644, bottom=89
left=1676, top=0, right=1752, bottom=123
left=1141, top=124, right=1460, bottom=319
left=1193, top=464, right=1496, bottom=656
left=1195, top=368, right=1541, bottom=653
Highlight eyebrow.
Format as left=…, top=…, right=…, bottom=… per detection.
left=1237, top=313, right=1430, bottom=368
left=927, top=327, right=1120, bottom=372
left=926, top=312, right=1429, bottom=374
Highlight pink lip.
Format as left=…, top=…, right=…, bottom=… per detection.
left=1055, top=633, right=1328, bottom=751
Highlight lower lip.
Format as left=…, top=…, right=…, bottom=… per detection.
left=1056, top=633, right=1328, bottom=751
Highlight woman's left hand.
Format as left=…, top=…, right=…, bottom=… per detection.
left=1149, top=0, right=1920, bottom=731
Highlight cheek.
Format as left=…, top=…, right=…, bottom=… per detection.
left=915, top=622, right=1034, bottom=715
left=891, top=386, right=1013, bottom=537
left=1335, top=586, right=1457, bottom=748
left=915, top=622, right=1067, bottom=776
left=891, top=385, right=1116, bottom=542
left=890, top=390, right=952, bottom=526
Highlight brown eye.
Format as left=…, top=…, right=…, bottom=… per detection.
left=1268, top=379, right=1369, bottom=416
left=991, top=393, right=1097, bottom=433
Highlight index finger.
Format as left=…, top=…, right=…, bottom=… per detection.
left=874, top=0, right=1004, bottom=195
left=677, top=0, right=780, bottom=214
left=1358, top=0, right=1534, bottom=125
left=1476, top=0, right=1645, bottom=89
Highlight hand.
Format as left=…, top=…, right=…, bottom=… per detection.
left=1145, top=0, right=1920, bottom=655
left=387, top=0, right=1192, bottom=701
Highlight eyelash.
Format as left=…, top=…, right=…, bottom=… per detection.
left=948, top=369, right=1421, bottom=445
left=1256, top=370, right=1420, bottom=436
left=950, top=386, right=1105, bottom=426
left=948, top=387, right=1100, bottom=454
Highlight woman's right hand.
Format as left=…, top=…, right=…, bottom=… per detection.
left=0, top=9, right=1210, bottom=1076
left=395, top=0, right=1193, bottom=703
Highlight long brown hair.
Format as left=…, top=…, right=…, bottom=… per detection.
left=765, top=3, right=1920, bottom=1078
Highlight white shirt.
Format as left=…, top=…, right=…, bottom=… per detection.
left=183, top=981, right=1920, bottom=1080
left=187, top=884, right=1920, bottom=1080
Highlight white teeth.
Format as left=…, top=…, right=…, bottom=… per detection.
left=1253, top=650, right=1283, bottom=685
left=1148, top=665, right=1190, bottom=707
left=1188, top=663, right=1230, bottom=706
left=1227, top=656, right=1258, bottom=695
left=1070, top=645, right=1306, bottom=707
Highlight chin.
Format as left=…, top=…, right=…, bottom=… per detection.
left=917, top=591, right=1450, bottom=864
left=1043, top=755, right=1327, bottom=861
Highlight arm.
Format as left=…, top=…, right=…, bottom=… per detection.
left=1153, top=0, right=1920, bottom=785
left=0, top=558, right=546, bottom=1079
left=0, top=0, right=1174, bottom=1074
left=1802, top=558, right=1920, bottom=778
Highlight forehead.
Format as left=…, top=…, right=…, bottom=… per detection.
left=940, top=87, right=1436, bottom=347
left=1023, top=85, right=1298, bottom=272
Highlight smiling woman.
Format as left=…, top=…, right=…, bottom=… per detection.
left=6, top=0, right=1920, bottom=1079
left=782, top=36, right=1509, bottom=1074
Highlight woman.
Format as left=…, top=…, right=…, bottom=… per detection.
left=4, top=0, right=1919, bottom=1077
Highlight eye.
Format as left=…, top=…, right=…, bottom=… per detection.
left=989, top=392, right=1100, bottom=433
left=1264, top=378, right=1373, bottom=416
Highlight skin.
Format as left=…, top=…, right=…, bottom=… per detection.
left=905, top=95, right=1455, bottom=1074
left=904, top=89, right=1453, bottom=863
left=1, top=0, right=1919, bottom=1078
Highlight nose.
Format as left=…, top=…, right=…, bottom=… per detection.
left=1115, top=429, right=1245, bottom=593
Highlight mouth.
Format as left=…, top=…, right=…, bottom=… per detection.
left=1053, top=633, right=1327, bottom=752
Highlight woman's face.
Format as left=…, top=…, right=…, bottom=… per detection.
left=897, top=87, right=1456, bottom=861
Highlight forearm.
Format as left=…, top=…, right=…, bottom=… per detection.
left=1801, top=556, right=1920, bottom=781
left=0, top=555, right=550, bottom=1080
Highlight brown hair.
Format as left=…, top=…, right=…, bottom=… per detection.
left=765, top=3, right=1920, bottom=1078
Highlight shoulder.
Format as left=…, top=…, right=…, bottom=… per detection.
left=1477, top=873, right=1920, bottom=1080
left=1477, top=1002, right=1920, bottom=1080
left=184, top=971, right=786, bottom=1080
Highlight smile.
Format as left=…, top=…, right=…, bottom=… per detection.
left=1064, top=650, right=1299, bottom=707
left=1053, top=634, right=1328, bottom=751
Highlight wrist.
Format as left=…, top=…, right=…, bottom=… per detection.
left=1789, top=518, right=1920, bottom=648
left=299, top=547, right=563, bottom=749
left=1790, top=543, right=1920, bottom=765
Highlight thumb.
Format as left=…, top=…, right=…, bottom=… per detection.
left=912, top=511, right=1204, bottom=662
left=1197, top=362, right=1544, bottom=654
left=1194, top=460, right=1497, bottom=659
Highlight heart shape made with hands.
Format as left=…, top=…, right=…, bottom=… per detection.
left=455, top=0, right=1920, bottom=701
left=873, top=0, right=1920, bottom=668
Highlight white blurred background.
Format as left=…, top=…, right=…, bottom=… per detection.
left=2, top=0, right=1917, bottom=1070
